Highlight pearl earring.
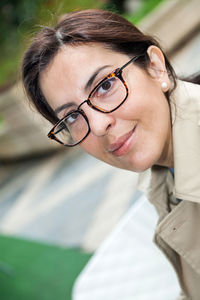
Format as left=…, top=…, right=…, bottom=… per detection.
left=161, top=82, right=168, bottom=91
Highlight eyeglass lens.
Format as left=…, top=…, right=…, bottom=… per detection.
left=53, top=74, right=127, bottom=146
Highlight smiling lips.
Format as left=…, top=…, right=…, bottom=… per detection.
left=108, top=127, right=136, bottom=157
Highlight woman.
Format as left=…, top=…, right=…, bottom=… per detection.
left=22, top=9, right=200, bottom=299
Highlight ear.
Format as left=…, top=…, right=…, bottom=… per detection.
left=147, top=46, right=171, bottom=91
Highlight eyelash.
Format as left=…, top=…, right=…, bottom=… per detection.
left=92, top=71, right=113, bottom=90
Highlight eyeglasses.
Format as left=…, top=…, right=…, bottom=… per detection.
left=48, top=55, right=141, bottom=147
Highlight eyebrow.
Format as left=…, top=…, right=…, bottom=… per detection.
left=85, top=65, right=111, bottom=91
left=54, top=64, right=112, bottom=115
left=54, top=102, right=76, bottom=115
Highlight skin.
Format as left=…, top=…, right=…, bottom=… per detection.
left=40, top=43, right=173, bottom=172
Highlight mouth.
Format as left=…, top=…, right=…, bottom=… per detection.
left=108, top=126, right=136, bottom=157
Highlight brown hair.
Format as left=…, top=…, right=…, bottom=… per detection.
left=22, top=9, right=177, bottom=124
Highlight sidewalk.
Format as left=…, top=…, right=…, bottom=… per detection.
left=0, top=150, right=139, bottom=251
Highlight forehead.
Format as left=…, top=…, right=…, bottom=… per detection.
left=39, top=43, right=127, bottom=110
left=42, top=43, right=123, bottom=81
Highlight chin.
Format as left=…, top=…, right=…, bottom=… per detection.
left=112, top=159, right=152, bottom=173
left=128, top=165, right=150, bottom=173
left=127, top=153, right=159, bottom=173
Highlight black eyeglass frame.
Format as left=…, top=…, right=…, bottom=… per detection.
left=48, top=55, right=141, bottom=147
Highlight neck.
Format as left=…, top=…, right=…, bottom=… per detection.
left=156, top=129, right=174, bottom=168
left=156, top=155, right=174, bottom=169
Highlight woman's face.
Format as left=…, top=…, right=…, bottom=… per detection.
left=40, top=43, right=172, bottom=172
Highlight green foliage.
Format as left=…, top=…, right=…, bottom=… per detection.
left=0, top=0, right=100, bottom=87
left=0, top=0, right=41, bottom=86
left=102, top=0, right=126, bottom=14
left=125, top=0, right=166, bottom=24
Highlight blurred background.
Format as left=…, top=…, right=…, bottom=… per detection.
left=0, top=0, right=200, bottom=299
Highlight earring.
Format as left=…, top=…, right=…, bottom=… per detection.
left=161, top=82, right=168, bottom=91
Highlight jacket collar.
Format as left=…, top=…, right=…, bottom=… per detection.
left=138, top=81, right=200, bottom=203
left=171, top=80, right=200, bottom=202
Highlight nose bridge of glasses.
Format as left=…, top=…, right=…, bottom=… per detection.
left=78, top=99, right=89, bottom=111
left=78, top=99, right=105, bottom=117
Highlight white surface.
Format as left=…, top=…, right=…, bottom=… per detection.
left=73, top=195, right=180, bottom=300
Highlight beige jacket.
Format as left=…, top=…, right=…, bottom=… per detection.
left=138, top=80, right=200, bottom=300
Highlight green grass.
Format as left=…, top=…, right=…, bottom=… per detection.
left=0, top=235, right=92, bottom=300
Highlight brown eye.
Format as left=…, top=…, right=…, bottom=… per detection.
left=101, top=80, right=111, bottom=90
left=65, top=112, right=80, bottom=126
left=95, top=77, right=115, bottom=97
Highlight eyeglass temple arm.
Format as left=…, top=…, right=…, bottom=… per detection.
left=117, top=54, right=143, bottom=74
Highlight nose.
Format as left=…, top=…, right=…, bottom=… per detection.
left=83, top=105, right=115, bottom=137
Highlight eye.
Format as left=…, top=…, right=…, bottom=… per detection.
left=65, top=112, right=80, bottom=126
left=95, top=77, right=116, bottom=97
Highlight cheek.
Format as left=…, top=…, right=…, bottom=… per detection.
left=123, top=81, right=169, bottom=124
left=80, top=136, right=104, bottom=159
left=124, top=72, right=163, bottom=116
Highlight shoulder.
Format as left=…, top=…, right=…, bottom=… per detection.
left=173, top=80, right=200, bottom=105
left=170, top=80, right=200, bottom=122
